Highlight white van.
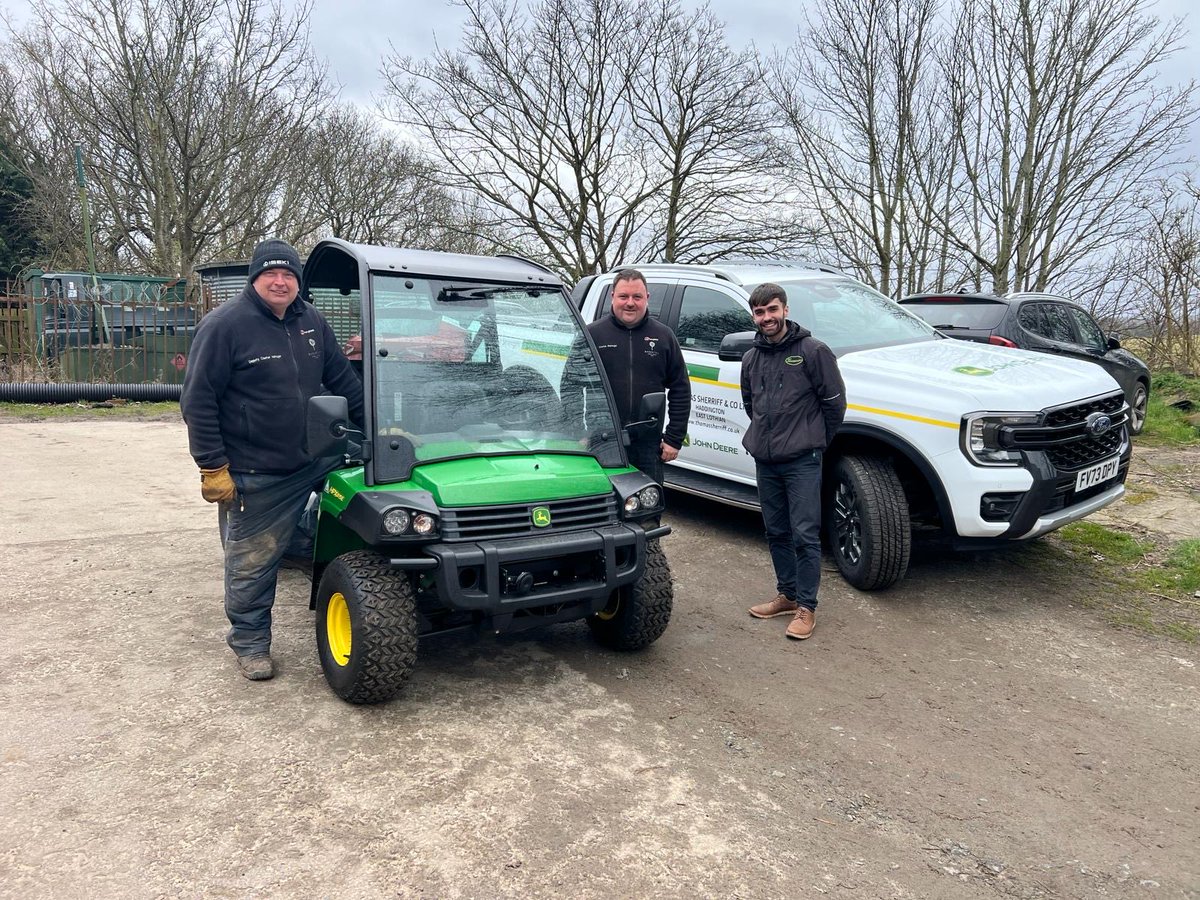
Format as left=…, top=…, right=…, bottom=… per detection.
left=574, top=262, right=1131, bottom=590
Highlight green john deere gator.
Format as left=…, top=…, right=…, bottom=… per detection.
left=302, top=240, right=672, bottom=704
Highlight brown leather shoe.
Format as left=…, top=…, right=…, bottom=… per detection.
left=749, top=593, right=800, bottom=619
left=786, top=607, right=816, bottom=640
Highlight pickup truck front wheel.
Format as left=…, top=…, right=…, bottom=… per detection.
left=588, top=540, right=673, bottom=650
left=316, top=551, right=418, bottom=704
left=825, top=455, right=911, bottom=591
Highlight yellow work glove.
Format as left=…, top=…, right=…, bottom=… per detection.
left=199, top=464, right=237, bottom=503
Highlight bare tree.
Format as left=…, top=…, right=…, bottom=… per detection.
left=382, top=0, right=654, bottom=280
left=278, top=103, right=492, bottom=255
left=942, top=0, right=1198, bottom=293
left=6, top=0, right=328, bottom=277
left=384, top=0, right=799, bottom=278
left=629, top=1, right=806, bottom=263
left=1083, top=181, right=1199, bottom=373
left=770, top=0, right=950, bottom=296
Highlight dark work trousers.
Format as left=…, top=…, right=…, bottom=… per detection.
left=756, top=449, right=823, bottom=609
left=221, top=455, right=339, bottom=657
left=626, top=436, right=665, bottom=487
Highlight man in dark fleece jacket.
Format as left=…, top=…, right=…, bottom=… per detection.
left=181, top=239, right=364, bottom=681
left=741, top=282, right=846, bottom=642
left=586, top=268, right=691, bottom=485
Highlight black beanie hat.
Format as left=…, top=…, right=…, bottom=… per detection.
left=248, top=239, right=302, bottom=283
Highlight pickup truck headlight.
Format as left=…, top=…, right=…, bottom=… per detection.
left=961, top=412, right=1040, bottom=466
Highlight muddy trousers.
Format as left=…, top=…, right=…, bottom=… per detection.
left=756, top=450, right=823, bottom=610
left=221, top=456, right=338, bottom=657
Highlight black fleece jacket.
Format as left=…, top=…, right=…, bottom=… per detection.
left=740, top=321, right=846, bottom=463
left=586, top=312, right=691, bottom=449
left=181, top=285, right=364, bottom=474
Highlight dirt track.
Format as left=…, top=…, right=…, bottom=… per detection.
left=1, top=420, right=1197, bottom=898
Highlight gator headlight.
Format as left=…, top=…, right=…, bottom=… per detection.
left=623, top=486, right=662, bottom=516
left=412, top=513, right=437, bottom=535
left=382, top=508, right=412, bottom=535
left=961, top=413, right=1039, bottom=466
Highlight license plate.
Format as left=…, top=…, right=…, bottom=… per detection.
left=1075, top=455, right=1119, bottom=491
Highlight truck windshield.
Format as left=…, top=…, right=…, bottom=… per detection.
left=368, top=273, right=622, bottom=475
left=764, top=278, right=940, bottom=354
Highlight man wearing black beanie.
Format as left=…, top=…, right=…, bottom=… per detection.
left=181, top=238, right=363, bottom=681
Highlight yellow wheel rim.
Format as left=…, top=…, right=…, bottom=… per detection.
left=326, top=592, right=352, bottom=666
left=595, top=590, right=621, bottom=621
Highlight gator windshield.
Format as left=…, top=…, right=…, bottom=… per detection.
left=368, top=273, right=622, bottom=482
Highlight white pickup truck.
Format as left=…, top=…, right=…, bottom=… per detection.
left=573, top=262, right=1131, bottom=590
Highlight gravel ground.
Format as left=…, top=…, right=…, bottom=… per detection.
left=1, top=419, right=1197, bottom=899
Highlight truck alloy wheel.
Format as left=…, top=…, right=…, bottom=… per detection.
left=587, top=540, right=673, bottom=650
left=824, top=455, right=911, bottom=591
left=315, top=550, right=418, bottom=704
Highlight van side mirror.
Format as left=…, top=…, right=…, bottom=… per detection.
left=719, top=331, right=756, bottom=361
left=1106, top=335, right=1122, bottom=350
left=307, top=394, right=357, bottom=457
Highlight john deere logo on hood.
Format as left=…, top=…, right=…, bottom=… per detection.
left=953, top=365, right=994, bottom=377
left=785, top=355, right=804, bottom=366
left=531, top=506, right=552, bottom=528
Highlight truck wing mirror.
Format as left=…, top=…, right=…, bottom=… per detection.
left=307, top=394, right=360, bottom=458
left=719, top=331, right=756, bottom=361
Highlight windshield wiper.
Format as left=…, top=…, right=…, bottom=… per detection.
left=437, top=285, right=553, bottom=302
left=437, top=286, right=498, bottom=302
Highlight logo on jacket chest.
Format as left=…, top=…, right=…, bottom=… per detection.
left=642, top=335, right=660, bottom=358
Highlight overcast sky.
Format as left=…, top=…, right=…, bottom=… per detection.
left=3, top=0, right=1196, bottom=149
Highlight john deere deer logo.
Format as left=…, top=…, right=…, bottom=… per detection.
left=531, top=506, right=552, bottom=528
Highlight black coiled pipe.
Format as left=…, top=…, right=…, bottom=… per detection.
left=0, top=382, right=182, bottom=403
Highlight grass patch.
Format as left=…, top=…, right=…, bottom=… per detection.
left=1057, top=521, right=1151, bottom=565
left=1141, top=539, right=1200, bottom=595
left=1121, top=486, right=1155, bottom=506
left=0, top=401, right=180, bottom=420
left=1140, top=372, right=1200, bottom=446
left=1054, top=522, right=1198, bottom=643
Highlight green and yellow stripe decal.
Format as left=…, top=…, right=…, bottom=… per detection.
left=687, top=363, right=735, bottom=388
left=684, top=364, right=956, bottom=429
left=847, top=403, right=958, bottom=429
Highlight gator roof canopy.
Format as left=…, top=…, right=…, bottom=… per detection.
left=305, top=239, right=564, bottom=291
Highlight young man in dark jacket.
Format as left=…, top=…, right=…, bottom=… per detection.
left=586, top=269, right=691, bottom=485
left=181, top=239, right=364, bottom=681
left=741, top=282, right=846, bottom=640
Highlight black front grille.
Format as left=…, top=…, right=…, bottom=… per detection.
left=1043, top=393, right=1124, bottom=428
left=1006, top=392, right=1128, bottom=473
left=440, top=494, right=617, bottom=541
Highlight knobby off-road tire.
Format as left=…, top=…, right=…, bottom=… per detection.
left=315, top=550, right=418, bottom=704
left=587, top=539, right=673, bottom=650
left=825, top=455, right=911, bottom=591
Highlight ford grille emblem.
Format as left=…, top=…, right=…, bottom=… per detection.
left=1085, top=412, right=1113, bottom=435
